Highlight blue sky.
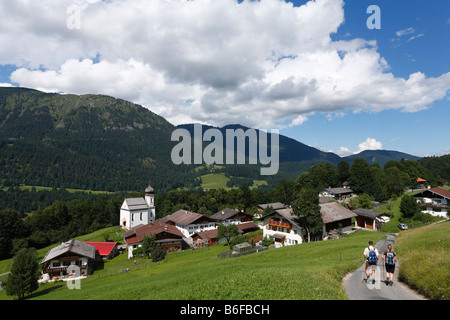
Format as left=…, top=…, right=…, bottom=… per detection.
left=0, top=0, right=449, bottom=157
left=279, top=0, right=449, bottom=156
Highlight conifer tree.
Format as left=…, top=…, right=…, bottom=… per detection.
left=5, top=248, right=40, bottom=300
left=400, top=195, right=421, bottom=219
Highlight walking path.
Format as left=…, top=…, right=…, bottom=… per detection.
left=343, top=233, right=427, bottom=300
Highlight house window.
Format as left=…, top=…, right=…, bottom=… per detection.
left=52, top=262, right=60, bottom=267
left=140, top=212, right=143, bottom=220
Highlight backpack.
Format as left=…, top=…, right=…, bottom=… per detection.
left=368, top=247, right=377, bottom=263
left=386, top=252, right=395, bottom=265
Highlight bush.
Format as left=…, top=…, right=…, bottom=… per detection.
left=261, top=236, right=274, bottom=247
left=151, top=247, right=166, bottom=262
left=229, top=235, right=247, bottom=249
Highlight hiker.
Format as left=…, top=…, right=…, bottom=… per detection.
left=382, top=244, right=397, bottom=286
left=363, top=241, right=379, bottom=284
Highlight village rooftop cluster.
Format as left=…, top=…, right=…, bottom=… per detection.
left=39, top=183, right=449, bottom=281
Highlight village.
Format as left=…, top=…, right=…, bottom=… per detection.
left=38, top=182, right=450, bottom=283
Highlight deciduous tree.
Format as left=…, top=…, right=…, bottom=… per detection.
left=217, top=223, right=239, bottom=246
left=291, top=188, right=322, bottom=242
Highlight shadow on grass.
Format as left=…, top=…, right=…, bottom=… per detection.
left=25, top=284, right=64, bottom=300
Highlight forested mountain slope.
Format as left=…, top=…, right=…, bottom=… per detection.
left=0, top=87, right=193, bottom=192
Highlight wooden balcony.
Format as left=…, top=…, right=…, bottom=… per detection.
left=42, top=264, right=88, bottom=275
left=268, top=219, right=291, bottom=229
left=417, top=201, right=448, bottom=209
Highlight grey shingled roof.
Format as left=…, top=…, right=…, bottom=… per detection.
left=320, top=202, right=357, bottom=224
left=320, top=187, right=353, bottom=195
left=353, top=208, right=391, bottom=219
left=260, top=202, right=356, bottom=228
left=210, top=208, right=239, bottom=221
left=257, top=202, right=286, bottom=210
left=123, top=198, right=150, bottom=210
left=160, top=210, right=215, bottom=226
left=41, top=239, right=96, bottom=263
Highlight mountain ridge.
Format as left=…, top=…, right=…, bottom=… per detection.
left=177, top=123, right=421, bottom=166
left=0, top=87, right=422, bottom=191
left=342, top=149, right=421, bottom=166
left=0, top=87, right=190, bottom=192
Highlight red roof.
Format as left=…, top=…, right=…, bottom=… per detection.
left=236, top=221, right=259, bottom=234
left=413, top=187, right=450, bottom=200
left=192, top=229, right=218, bottom=241
left=429, top=187, right=450, bottom=199
left=83, top=241, right=117, bottom=256
left=417, top=177, right=427, bottom=182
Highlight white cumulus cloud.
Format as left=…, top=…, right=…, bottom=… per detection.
left=329, top=138, right=383, bottom=156
left=357, top=138, right=383, bottom=153
left=1, top=0, right=449, bottom=128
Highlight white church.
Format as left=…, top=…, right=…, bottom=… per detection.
left=120, top=184, right=156, bottom=229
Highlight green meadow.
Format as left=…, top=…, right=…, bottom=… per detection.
left=395, top=221, right=449, bottom=300
left=200, top=173, right=230, bottom=189
left=1, top=230, right=385, bottom=300
left=200, top=173, right=268, bottom=190
left=1, top=184, right=115, bottom=194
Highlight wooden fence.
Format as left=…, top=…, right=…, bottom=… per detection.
left=217, top=246, right=268, bottom=259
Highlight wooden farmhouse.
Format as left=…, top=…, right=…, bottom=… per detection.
left=123, top=221, right=185, bottom=259
left=259, top=202, right=357, bottom=246
left=353, top=208, right=391, bottom=231
left=41, top=239, right=96, bottom=279
left=412, top=187, right=449, bottom=218
left=191, top=221, right=258, bottom=247
left=191, top=229, right=219, bottom=247
left=319, top=187, right=353, bottom=200
left=257, top=202, right=287, bottom=213
left=160, top=209, right=216, bottom=237
left=320, top=202, right=356, bottom=236
left=210, top=207, right=253, bottom=226
left=259, top=207, right=304, bottom=246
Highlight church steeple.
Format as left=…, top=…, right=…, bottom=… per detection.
left=145, top=183, right=154, bottom=207
left=145, top=184, right=154, bottom=195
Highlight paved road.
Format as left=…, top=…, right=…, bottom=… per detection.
left=344, top=234, right=426, bottom=300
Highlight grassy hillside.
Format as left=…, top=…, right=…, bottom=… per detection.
left=201, top=173, right=230, bottom=189
left=200, top=173, right=268, bottom=190
left=395, top=221, right=449, bottom=300
left=0, top=230, right=385, bottom=300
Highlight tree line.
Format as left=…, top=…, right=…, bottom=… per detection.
left=0, top=156, right=446, bottom=261
left=0, top=196, right=124, bottom=260
left=0, top=186, right=119, bottom=215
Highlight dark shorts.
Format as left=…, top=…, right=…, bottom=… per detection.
left=385, top=264, right=395, bottom=273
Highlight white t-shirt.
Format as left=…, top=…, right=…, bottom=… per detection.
left=364, top=246, right=379, bottom=259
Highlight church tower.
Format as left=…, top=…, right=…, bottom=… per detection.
left=145, top=184, right=156, bottom=222
left=120, top=184, right=156, bottom=229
